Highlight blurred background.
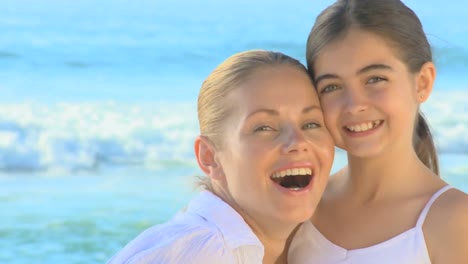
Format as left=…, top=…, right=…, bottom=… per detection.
left=0, top=0, right=466, bottom=263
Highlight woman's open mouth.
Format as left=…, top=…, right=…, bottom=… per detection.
left=271, top=168, right=313, bottom=191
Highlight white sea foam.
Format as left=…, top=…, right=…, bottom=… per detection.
left=0, top=91, right=465, bottom=173
left=423, top=90, right=468, bottom=154
left=0, top=101, right=199, bottom=172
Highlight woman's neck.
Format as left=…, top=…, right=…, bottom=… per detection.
left=214, top=186, right=297, bottom=264
left=260, top=236, right=288, bottom=264
left=244, top=217, right=297, bottom=264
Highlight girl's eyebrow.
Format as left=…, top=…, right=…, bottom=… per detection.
left=315, top=64, right=394, bottom=86
left=357, top=64, right=394, bottom=75
left=314, top=73, right=338, bottom=87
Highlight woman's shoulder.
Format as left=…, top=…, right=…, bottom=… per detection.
left=107, top=215, right=231, bottom=264
left=107, top=190, right=265, bottom=264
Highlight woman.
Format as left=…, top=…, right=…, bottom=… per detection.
left=107, top=50, right=334, bottom=264
left=289, top=1, right=468, bottom=263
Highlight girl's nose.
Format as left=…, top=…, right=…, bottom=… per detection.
left=344, top=88, right=369, bottom=115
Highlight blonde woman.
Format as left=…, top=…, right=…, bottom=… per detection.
left=107, top=50, right=334, bottom=264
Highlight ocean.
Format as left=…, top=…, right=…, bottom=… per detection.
left=0, top=0, right=466, bottom=263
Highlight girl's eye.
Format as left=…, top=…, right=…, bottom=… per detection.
left=254, top=125, right=275, bottom=132
left=367, top=76, right=386, bottom=84
left=320, top=84, right=340, bottom=94
left=303, top=122, right=321, bottom=129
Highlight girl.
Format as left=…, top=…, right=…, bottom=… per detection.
left=288, top=0, right=468, bottom=263
left=107, top=50, right=334, bottom=264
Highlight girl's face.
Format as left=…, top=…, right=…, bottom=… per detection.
left=215, top=66, right=334, bottom=228
left=313, top=29, right=429, bottom=158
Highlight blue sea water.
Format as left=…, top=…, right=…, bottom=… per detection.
left=0, top=0, right=467, bottom=263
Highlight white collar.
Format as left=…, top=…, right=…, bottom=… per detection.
left=186, top=191, right=264, bottom=250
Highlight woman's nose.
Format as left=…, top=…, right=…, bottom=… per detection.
left=281, top=127, right=309, bottom=154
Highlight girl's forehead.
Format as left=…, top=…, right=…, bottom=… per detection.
left=331, top=29, right=389, bottom=50
left=315, top=30, right=401, bottom=67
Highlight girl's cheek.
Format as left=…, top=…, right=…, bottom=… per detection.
left=320, top=96, right=340, bottom=113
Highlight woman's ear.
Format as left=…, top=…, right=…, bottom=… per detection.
left=194, top=136, right=224, bottom=180
left=416, top=61, right=436, bottom=103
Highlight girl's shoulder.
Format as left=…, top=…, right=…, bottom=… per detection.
left=428, top=187, right=468, bottom=222
left=425, top=187, right=468, bottom=263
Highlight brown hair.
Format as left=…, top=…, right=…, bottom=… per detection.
left=196, top=50, right=310, bottom=189
left=306, top=0, right=439, bottom=175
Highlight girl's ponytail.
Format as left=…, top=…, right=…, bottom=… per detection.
left=414, top=112, right=439, bottom=176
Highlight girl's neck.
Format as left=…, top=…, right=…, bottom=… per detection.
left=343, top=145, right=431, bottom=202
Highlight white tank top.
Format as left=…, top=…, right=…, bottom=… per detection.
left=288, top=185, right=453, bottom=264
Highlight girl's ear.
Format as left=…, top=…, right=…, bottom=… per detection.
left=416, top=62, right=436, bottom=103
left=194, top=136, right=224, bottom=180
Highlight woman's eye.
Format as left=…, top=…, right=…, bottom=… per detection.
left=320, top=84, right=339, bottom=94
left=303, top=122, right=321, bottom=129
left=367, top=76, right=386, bottom=84
left=254, top=125, right=275, bottom=132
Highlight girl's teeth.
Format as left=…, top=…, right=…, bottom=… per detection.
left=346, top=120, right=381, bottom=132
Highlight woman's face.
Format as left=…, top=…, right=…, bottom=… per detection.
left=313, top=29, right=424, bottom=158
left=215, top=65, right=334, bottom=228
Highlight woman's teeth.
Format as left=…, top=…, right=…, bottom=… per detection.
left=346, top=120, right=382, bottom=132
left=271, top=168, right=313, bottom=190
left=271, top=168, right=312, bottom=179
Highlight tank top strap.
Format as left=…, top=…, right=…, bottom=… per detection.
left=416, top=185, right=453, bottom=228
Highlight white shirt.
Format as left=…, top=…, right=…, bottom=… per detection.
left=107, top=191, right=264, bottom=264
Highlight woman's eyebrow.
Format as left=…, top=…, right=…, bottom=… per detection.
left=303, top=105, right=322, bottom=114
left=246, top=108, right=279, bottom=120
left=245, top=105, right=321, bottom=120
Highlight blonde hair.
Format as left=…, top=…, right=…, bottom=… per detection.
left=196, top=50, right=309, bottom=190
